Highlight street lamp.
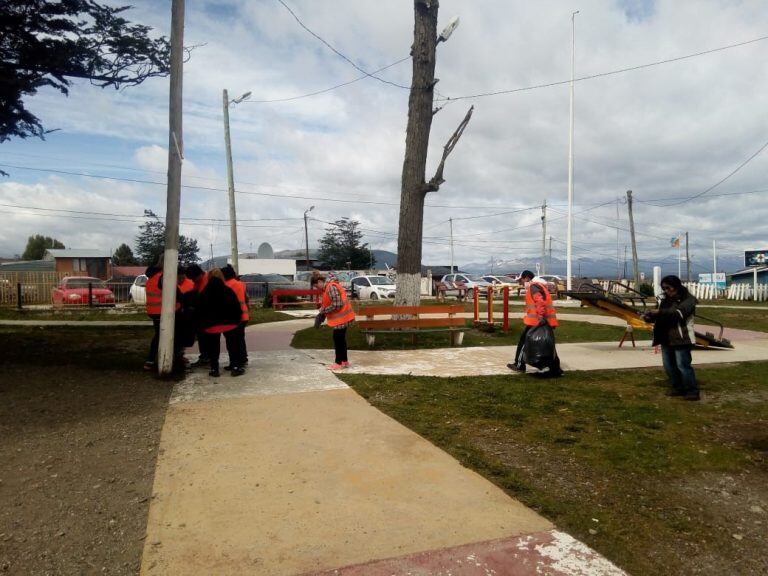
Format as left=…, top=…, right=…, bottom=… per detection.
left=222, top=89, right=251, bottom=274
left=566, top=10, right=579, bottom=292
left=303, top=206, right=315, bottom=270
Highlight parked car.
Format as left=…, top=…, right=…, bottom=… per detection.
left=350, top=275, right=396, bottom=300
left=240, top=273, right=294, bottom=300
left=536, top=274, right=564, bottom=293
left=440, top=273, right=491, bottom=299
left=129, top=274, right=148, bottom=304
left=482, top=275, right=518, bottom=287
left=52, top=276, right=115, bottom=307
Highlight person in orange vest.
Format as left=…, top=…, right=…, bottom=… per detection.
left=143, top=259, right=186, bottom=371
left=197, top=268, right=242, bottom=377
left=221, top=265, right=248, bottom=376
left=315, top=273, right=355, bottom=370
left=507, top=270, right=563, bottom=377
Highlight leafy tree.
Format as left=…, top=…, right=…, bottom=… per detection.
left=135, top=210, right=199, bottom=266
left=22, top=234, right=64, bottom=260
left=0, top=0, right=172, bottom=144
left=318, top=218, right=374, bottom=270
left=112, top=243, right=137, bottom=265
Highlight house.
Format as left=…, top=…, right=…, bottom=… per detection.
left=44, top=249, right=112, bottom=279
left=728, top=266, right=768, bottom=285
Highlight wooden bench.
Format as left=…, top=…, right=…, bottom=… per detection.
left=356, top=304, right=467, bottom=347
left=435, top=281, right=467, bottom=301
left=272, top=288, right=322, bottom=310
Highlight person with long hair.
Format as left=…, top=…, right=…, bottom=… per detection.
left=644, top=275, right=700, bottom=401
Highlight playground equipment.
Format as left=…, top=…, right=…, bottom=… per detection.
left=473, top=286, right=511, bottom=332
left=562, top=281, right=733, bottom=349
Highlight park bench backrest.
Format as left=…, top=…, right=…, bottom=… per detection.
left=356, top=304, right=465, bottom=331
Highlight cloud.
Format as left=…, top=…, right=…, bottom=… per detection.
left=1, top=0, right=767, bottom=275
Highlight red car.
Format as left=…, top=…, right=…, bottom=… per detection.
left=52, top=276, right=115, bottom=307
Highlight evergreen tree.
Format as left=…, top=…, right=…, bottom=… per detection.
left=135, top=210, right=200, bottom=266
left=1, top=0, right=171, bottom=145
left=21, top=234, right=64, bottom=260
left=318, top=218, right=374, bottom=270
left=112, top=243, right=137, bottom=265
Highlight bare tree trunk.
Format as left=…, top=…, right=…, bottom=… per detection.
left=395, top=0, right=438, bottom=307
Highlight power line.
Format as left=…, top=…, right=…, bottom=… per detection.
left=436, top=34, right=768, bottom=102
left=246, top=57, right=411, bottom=103
left=0, top=163, right=558, bottom=210
left=643, top=136, right=768, bottom=206
left=275, top=0, right=409, bottom=90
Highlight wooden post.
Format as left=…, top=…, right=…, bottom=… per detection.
left=502, top=286, right=510, bottom=332
left=487, top=285, right=494, bottom=325
left=473, top=286, right=479, bottom=325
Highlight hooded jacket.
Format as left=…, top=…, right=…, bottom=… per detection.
left=651, top=291, right=697, bottom=347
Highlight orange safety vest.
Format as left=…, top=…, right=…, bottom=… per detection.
left=179, top=278, right=195, bottom=294
left=523, top=282, right=558, bottom=327
left=225, top=278, right=249, bottom=322
left=145, top=272, right=182, bottom=315
left=145, top=272, right=162, bottom=316
left=322, top=281, right=355, bottom=327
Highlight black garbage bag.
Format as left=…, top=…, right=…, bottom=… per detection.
left=314, top=312, right=326, bottom=329
left=523, top=324, right=555, bottom=369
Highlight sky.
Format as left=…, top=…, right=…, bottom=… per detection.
left=2, top=0, right=767, bottom=275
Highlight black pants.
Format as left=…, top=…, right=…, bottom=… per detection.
left=513, top=325, right=561, bottom=373
left=332, top=327, right=348, bottom=364
left=224, top=322, right=247, bottom=368
left=148, top=315, right=185, bottom=364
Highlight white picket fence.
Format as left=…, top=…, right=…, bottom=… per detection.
left=684, top=282, right=768, bottom=302
left=725, top=282, right=768, bottom=302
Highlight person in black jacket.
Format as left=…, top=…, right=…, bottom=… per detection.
left=643, top=275, right=700, bottom=401
left=197, top=269, right=242, bottom=377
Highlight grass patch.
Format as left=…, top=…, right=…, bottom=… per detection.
left=291, top=320, right=627, bottom=350
left=340, top=363, right=768, bottom=575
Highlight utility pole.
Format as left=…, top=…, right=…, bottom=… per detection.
left=449, top=217, right=455, bottom=273
left=626, top=190, right=640, bottom=287
left=566, top=10, right=579, bottom=291
left=713, top=240, right=717, bottom=275
left=685, top=231, right=690, bottom=281
left=158, top=0, right=185, bottom=376
left=540, top=200, right=547, bottom=275
left=303, top=205, right=314, bottom=270
left=548, top=236, right=552, bottom=271
left=223, top=89, right=239, bottom=274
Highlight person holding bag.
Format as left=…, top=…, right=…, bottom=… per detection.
left=507, top=270, right=563, bottom=377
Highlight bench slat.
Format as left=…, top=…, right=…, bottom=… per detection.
left=356, top=305, right=464, bottom=316
left=357, top=318, right=467, bottom=330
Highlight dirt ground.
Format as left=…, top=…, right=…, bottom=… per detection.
left=0, top=327, right=172, bottom=575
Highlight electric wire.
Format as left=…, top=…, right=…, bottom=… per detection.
left=435, top=34, right=768, bottom=102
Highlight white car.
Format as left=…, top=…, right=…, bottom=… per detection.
left=129, top=274, right=148, bottom=304
left=441, top=273, right=491, bottom=299
left=350, top=275, right=396, bottom=300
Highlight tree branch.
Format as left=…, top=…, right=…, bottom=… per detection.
left=423, top=105, right=474, bottom=193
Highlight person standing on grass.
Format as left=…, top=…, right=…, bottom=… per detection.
left=643, top=275, right=700, bottom=401
left=221, top=264, right=248, bottom=376
left=197, top=269, right=242, bottom=378
left=315, top=273, right=355, bottom=371
left=507, top=270, right=563, bottom=377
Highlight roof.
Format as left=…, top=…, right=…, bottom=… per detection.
left=0, top=260, right=56, bottom=272
left=728, top=266, right=768, bottom=278
left=44, top=249, right=111, bottom=260
left=111, top=266, right=146, bottom=278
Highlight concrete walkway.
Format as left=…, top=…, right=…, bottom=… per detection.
left=141, top=322, right=627, bottom=575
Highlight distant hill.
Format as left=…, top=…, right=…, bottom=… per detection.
left=372, top=249, right=398, bottom=268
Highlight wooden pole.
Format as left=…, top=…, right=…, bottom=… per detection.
left=626, top=190, right=640, bottom=287
left=158, top=0, right=185, bottom=376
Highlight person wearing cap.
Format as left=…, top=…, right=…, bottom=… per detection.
left=507, top=270, right=563, bottom=377
left=314, top=273, right=355, bottom=370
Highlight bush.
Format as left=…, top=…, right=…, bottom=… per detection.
left=637, top=283, right=655, bottom=296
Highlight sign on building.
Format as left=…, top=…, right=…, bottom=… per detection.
left=745, top=250, right=768, bottom=267
left=699, top=273, right=726, bottom=289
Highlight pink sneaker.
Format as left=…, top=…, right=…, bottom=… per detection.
left=340, top=361, right=350, bottom=368
left=328, top=363, right=344, bottom=370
